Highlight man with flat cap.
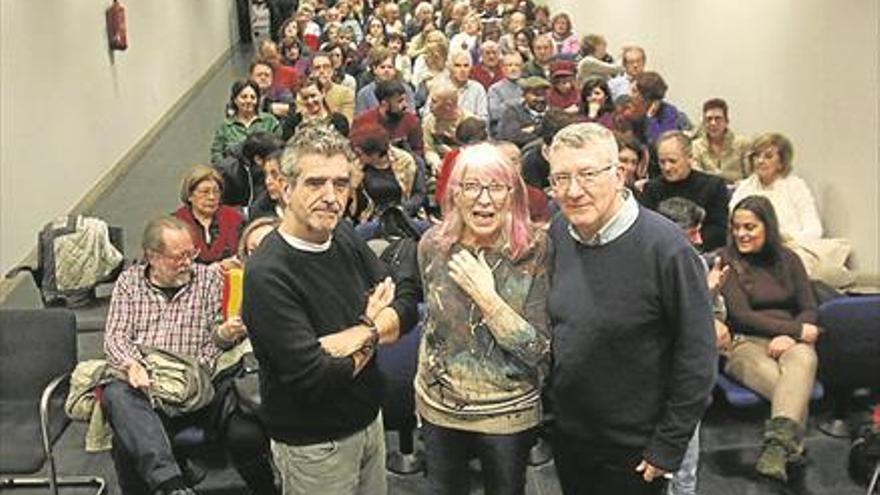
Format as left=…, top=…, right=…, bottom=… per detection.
left=497, top=76, right=550, bottom=148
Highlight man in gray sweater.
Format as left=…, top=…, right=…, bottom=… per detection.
left=545, top=123, right=717, bottom=495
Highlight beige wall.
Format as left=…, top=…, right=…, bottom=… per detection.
left=552, top=0, right=879, bottom=279
left=0, top=1, right=237, bottom=273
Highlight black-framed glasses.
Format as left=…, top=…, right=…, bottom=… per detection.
left=459, top=181, right=511, bottom=203
left=549, top=164, right=615, bottom=191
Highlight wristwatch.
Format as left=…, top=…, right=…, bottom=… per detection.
left=359, top=315, right=379, bottom=349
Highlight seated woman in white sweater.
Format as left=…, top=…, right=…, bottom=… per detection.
left=730, top=132, right=853, bottom=286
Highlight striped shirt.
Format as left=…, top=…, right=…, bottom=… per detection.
left=104, top=263, right=224, bottom=371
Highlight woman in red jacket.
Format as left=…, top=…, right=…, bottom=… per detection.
left=174, top=165, right=244, bottom=267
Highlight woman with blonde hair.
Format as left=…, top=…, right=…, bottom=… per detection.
left=417, top=142, right=550, bottom=495
left=730, top=132, right=853, bottom=286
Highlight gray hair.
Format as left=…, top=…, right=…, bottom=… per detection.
left=656, top=130, right=693, bottom=157
left=657, top=197, right=705, bottom=230
left=447, top=48, right=473, bottom=67
left=280, top=125, right=357, bottom=183
left=141, top=216, right=191, bottom=254
left=548, top=122, right=619, bottom=167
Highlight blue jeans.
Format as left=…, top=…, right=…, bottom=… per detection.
left=422, top=421, right=535, bottom=495
left=668, top=424, right=700, bottom=495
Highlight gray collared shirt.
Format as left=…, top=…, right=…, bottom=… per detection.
left=568, top=188, right=639, bottom=246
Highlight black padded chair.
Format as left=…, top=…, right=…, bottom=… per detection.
left=0, top=309, right=106, bottom=494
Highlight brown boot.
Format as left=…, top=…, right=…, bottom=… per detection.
left=756, top=416, right=803, bottom=482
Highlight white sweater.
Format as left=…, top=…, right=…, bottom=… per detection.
left=730, top=174, right=823, bottom=242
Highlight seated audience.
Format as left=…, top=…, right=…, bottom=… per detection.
left=730, top=133, right=853, bottom=285
left=520, top=109, right=579, bottom=191
left=498, top=11, right=528, bottom=55
left=324, top=42, right=358, bottom=91
left=295, top=4, right=322, bottom=51
left=498, top=76, right=549, bottom=148
left=238, top=216, right=280, bottom=262
left=422, top=81, right=474, bottom=174
left=632, top=71, right=692, bottom=144
left=279, top=38, right=311, bottom=79
left=608, top=45, right=647, bottom=100
left=355, top=46, right=417, bottom=115
left=579, top=76, right=615, bottom=128
left=406, top=1, right=436, bottom=39
left=546, top=60, right=579, bottom=113
left=435, top=49, right=489, bottom=122
left=339, top=6, right=363, bottom=45
left=387, top=31, right=413, bottom=85
left=434, top=117, right=490, bottom=204
left=487, top=52, right=524, bottom=137
left=549, top=12, right=579, bottom=57
left=102, top=216, right=277, bottom=495
left=210, top=80, right=280, bottom=165
left=498, top=140, right=551, bottom=224
left=615, top=133, right=650, bottom=195
left=691, top=98, right=751, bottom=183
left=379, top=3, right=404, bottom=35
left=352, top=79, right=425, bottom=158
left=511, top=28, right=535, bottom=65
left=449, top=12, right=483, bottom=55
left=417, top=142, right=550, bottom=495
left=469, top=40, right=505, bottom=90
left=640, top=131, right=730, bottom=251
left=720, top=195, right=820, bottom=483
left=281, top=77, right=350, bottom=140
left=575, top=34, right=622, bottom=88
left=523, top=33, right=555, bottom=79
left=356, top=16, right=387, bottom=65
left=308, top=51, right=355, bottom=122
left=174, top=165, right=244, bottom=266
left=250, top=151, right=287, bottom=219
left=216, top=131, right=283, bottom=214
left=349, top=123, right=426, bottom=220
left=248, top=59, right=295, bottom=119
left=411, top=31, right=450, bottom=93
left=257, top=39, right=303, bottom=94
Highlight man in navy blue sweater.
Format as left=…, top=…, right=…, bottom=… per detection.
left=545, top=123, right=717, bottom=495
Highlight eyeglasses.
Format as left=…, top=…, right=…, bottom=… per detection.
left=549, top=165, right=615, bottom=191
left=459, top=181, right=511, bottom=203
left=192, top=186, right=221, bottom=197
left=156, top=248, right=200, bottom=264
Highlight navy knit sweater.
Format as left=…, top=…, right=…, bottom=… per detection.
left=547, top=208, right=717, bottom=470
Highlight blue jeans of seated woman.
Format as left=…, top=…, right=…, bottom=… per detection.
left=422, top=421, right=535, bottom=495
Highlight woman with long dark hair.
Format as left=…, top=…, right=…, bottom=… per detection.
left=721, top=195, right=820, bottom=483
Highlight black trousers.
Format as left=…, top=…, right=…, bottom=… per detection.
left=102, top=378, right=275, bottom=494
left=550, top=430, right=668, bottom=495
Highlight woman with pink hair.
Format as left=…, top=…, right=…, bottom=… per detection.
left=415, top=142, right=550, bottom=495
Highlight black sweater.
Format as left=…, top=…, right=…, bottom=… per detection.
left=547, top=208, right=717, bottom=471
left=640, top=170, right=730, bottom=251
left=242, top=221, right=420, bottom=444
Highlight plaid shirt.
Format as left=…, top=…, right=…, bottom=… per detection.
left=104, top=263, right=224, bottom=371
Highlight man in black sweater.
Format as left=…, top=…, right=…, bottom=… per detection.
left=242, top=126, right=420, bottom=494
left=545, top=123, right=716, bottom=494
left=639, top=130, right=730, bottom=251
